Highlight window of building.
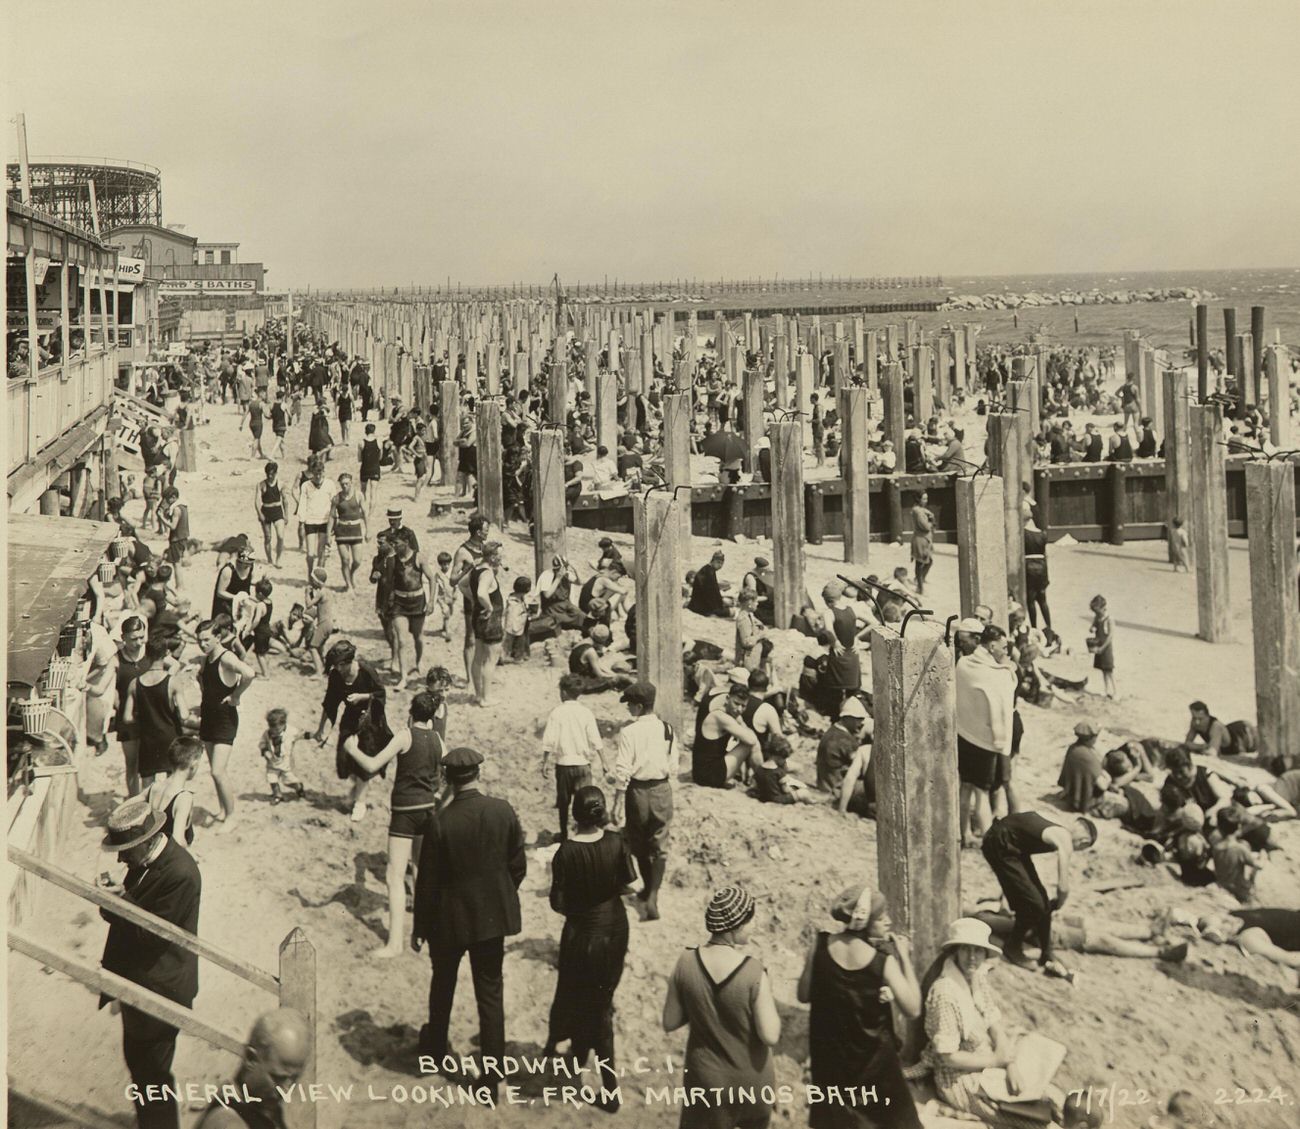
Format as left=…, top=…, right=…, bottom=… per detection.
left=204, top=250, right=214, bottom=264
left=220, top=250, right=232, bottom=264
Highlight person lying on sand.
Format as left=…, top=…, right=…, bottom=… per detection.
left=972, top=909, right=1188, bottom=964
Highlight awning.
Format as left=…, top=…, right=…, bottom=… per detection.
left=6, top=514, right=118, bottom=687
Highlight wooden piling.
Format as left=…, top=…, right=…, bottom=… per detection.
left=870, top=620, right=960, bottom=1048
left=439, top=381, right=460, bottom=487
left=476, top=399, right=504, bottom=528
left=1189, top=404, right=1231, bottom=642
left=841, top=387, right=872, bottom=565
left=1196, top=303, right=1209, bottom=401
left=769, top=420, right=805, bottom=629
left=1162, top=369, right=1193, bottom=565
left=1265, top=345, right=1291, bottom=448
left=986, top=413, right=1026, bottom=604
left=955, top=474, right=1009, bottom=626
left=880, top=363, right=906, bottom=454
left=531, top=429, right=568, bottom=576
left=634, top=491, right=686, bottom=737
left=663, top=392, right=693, bottom=548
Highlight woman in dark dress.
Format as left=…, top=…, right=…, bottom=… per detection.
left=308, top=404, right=333, bottom=459
left=797, top=885, right=922, bottom=1129
left=544, top=786, right=635, bottom=1110
left=113, top=615, right=152, bottom=795
left=313, top=639, right=391, bottom=821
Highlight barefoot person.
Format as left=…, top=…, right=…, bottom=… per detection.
left=253, top=462, right=287, bottom=567
left=121, top=634, right=191, bottom=797
left=314, top=640, right=389, bottom=821
left=345, top=692, right=444, bottom=956
left=211, top=544, right=256, bottom=622
left=981, top=811, right=1098, bottom=978
left=388, top=533, right=437, bottom=682
left=328, top=472, right=368, bottom=593
left=468, top=541, right=505, bottom=706
left=295, top=462, right=334, bottom=583
left=450, top=514, right=489, bottom=683
left=196, top=618, right=256, bottom=831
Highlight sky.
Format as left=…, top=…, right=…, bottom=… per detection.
left=5, top=0, right=1299, bottom=289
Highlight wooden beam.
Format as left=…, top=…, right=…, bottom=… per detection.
left=9, top=928, right=244, bottom=1057
left=279, top=928, right=318, bottom=1129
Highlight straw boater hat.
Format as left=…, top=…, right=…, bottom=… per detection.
left=101, top=799, right=166, bottom=852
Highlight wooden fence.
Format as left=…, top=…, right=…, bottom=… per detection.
left=566, top=457, right=1300, bottom=544
left=7, top=845, right=318, bottom=1129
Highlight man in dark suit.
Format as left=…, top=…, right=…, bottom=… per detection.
left=100, top=799, right=202, bottom=1129
left=413, top=747, right=525, bottom=1095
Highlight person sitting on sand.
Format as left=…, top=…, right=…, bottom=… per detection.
left=752, top=735, right=822, bottom=805
left=691, top=680, right=763, bottom=789
left=1058, top=721, right=1110, bottom=814
left=1159, top=746, right=1233, bottom=823
left=1102, top=741, right=1156, bottom=791
left=1209, top=807, right=1260, bottom=904
left=567, top=624, right=635, bottom=695
left=687, top=550, right=732, bottom=618
left=921, top=918, right=1055, bottom=1124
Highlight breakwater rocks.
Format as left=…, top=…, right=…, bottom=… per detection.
left=940, top=287, right=1214, bottom=311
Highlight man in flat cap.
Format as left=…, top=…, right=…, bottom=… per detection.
left=99, top=799, right=202, bottom=1129
left=413, top=748, right=525, bottom=1096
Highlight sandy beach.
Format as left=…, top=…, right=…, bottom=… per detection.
left=9, top=387, right=1299, bottom=1129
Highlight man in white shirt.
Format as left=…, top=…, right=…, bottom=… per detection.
left=541, top=675, right=608, bottom=840
left=294, top=463, right=335, bottom=580
left=612, top=681, right=677, bottom=920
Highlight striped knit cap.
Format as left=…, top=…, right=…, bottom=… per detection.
left=705, top=885, right=755, bottom=935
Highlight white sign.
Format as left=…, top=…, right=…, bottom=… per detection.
left=160, top=278, right=258, bottom=293
left=116, top=257, right=146, bottom=283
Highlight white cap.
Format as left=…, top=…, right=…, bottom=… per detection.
left=838, top=697, right=869, bottom=720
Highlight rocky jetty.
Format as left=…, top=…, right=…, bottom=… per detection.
left=940, top=286, right=1213, bottom=311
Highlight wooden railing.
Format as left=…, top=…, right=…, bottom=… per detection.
left=7, top=844, right=317, bottom=1129
left=7, top=348, right=118, bottom=475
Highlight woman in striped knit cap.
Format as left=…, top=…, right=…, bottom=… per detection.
left=663, top=885, right=781, bottom=1128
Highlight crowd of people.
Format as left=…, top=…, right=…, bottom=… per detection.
left=70, top=310, right=1297, bottom=1129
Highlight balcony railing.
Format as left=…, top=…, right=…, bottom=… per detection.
left=7, top=348, right=117, bottom=476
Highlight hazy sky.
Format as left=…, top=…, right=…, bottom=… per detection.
left=6, top=1, right=1298, bottom=288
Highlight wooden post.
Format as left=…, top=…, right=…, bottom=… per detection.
left=796, top=353, right=815, bottom=422
left=934, top=335, right=951, bottom=408
left=1224, top=307, right=1238, bottom=393
left=880, top=363, right=906, bottom=455
left=806, top=484, right=825, bottom=545
left=476, top=399, right=504, bottom=527
left=486, top=345, right=501, bottom=396
left=1266, top=346, right=1291, bottom=448
left=986, top=413, right=1026, bottom=605
left=662, top=391, right=693, bottom=548
left=1108, top=462, right=1128, bottom=546
left=1250, top=306, right=1265, bottom=405
left=769, top=420, right=805, bottom=630
left=740, top=369, right=764, bottom=473
left=640, top=329, right=654, bottom=393
left=841, top=386, right=872, bottom=565
left=595, top=373, right=618, bottom=454
left=1189, top=404, right=1231, bottom=642
left=548, top=358, right=568, bottom=428
left=833, top=339, right=850, bottom=402
left=1195, top=303, right=1209, bottom=401
left=438, top=381, right=460, bottom=487
left=634, top=492, right=686, bottom=738
left=870, top=620, right=960, bottom=1048
left=582, top=338, right=598, bottom=403
left=1163, top=369, right=1194, bottom=564
left=1236, top=333, right=1254, bottom=409
left=912, top=345, right=933, bottom=425
left=464, top=338, right=479, bottom=397
left=279, top=928, right=317, bottom=1129
left=772, top=334, right=789, bottom=409
left=955, top=474, right=1009, bottom=626
left=864, top=330, right=879, bottom=396
left=884, top=324, right=899, bottom=363
left=1246, top=461, right=1300, bottom=765
left=531, top=429, right=568, bottom=576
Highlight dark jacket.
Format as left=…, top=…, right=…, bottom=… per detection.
left=100, top=838, right=201, bottom=1006
left=413, top=789, right=526, bottom=948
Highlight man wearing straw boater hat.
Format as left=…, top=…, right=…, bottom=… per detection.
left=99, top=799, right=202, bottom=1129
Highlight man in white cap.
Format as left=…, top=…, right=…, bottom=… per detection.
left=100, top=800, right=201, bottom=1129
left=816, top=696, right=871, bottom=796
